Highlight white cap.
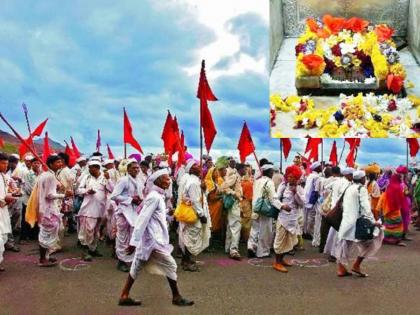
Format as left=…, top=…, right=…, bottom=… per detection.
left=11, top=153, right=19, bottom=159
left=342, top=167, right=355, bottom=175
left=103, top=159, right=114, bottom=166
left=24, top=154, right=34, bottom=161
left=310, top=161, right=321, bottom=170
left=88, top=160, right=101, bottom=167
left=185, top=159, right=197, bottom=173
left=353, top=170, right=366, bottom=180
left=261, top=163, right=274, bottom=171
left=147, top=168, right=170, bottom=185
left=76, top=156, right=87, bottom=163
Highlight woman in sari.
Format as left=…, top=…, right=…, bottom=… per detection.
left=204, top=166, right=224, bottom=234
left=376, top=174, right=406, bottom=246
left=396, top=166, right=412, bottom=240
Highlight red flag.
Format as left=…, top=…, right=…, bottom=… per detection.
left=31, top=119, right=48, bottom=137
left=161, top=111, right=177, bottom=154
left=237, top=122, right=255, bottom=163
left=197, top=60, right=218, bottom=153
left=329, top=140, right=338, bottom=166
left=19, top=118, right=49, bottom=157
left=0, top=137, right=4, bottom=148
left=345, top=138, right=361, bottom=150
left=345, top=147, right=357, bottom=167
left=123, top=108, right=143, bottom=154
left=70, top=137, right=81, bottom=158
left=64, top=142, right=76, bottom=167
left=96, top=129, right=101, bottom=152
left=42, top=132, right=51, bottom=170
left=407, top=138, right=420, bottom=157
left=107, top=144, right=115, bottom=159
left=177, top=130, right=186, bottom=169
left=281, top=138, right=292, bottom=160
left=305, top=138, right=322, bottom=161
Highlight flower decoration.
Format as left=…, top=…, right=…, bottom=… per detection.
left=375, top=24, right=394, bottom=42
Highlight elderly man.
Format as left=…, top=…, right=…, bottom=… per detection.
left=111, top=159, right=144, bottom=272
left=118, top=169, right=194, bottom=307
left=248, top=163, right=282, bottom=258
left=37, top=155, right=73, bottom=267
left=219, top=157, right=243, bottom=260
left=303, top=161, right=323, bottom=240
left=77, top=160, right=111, bottom=261
left=0, top=153, right=16, bottom=272
left=178, top=160, right=211, bottom=271
left=335, top=170, right=383, bottom=277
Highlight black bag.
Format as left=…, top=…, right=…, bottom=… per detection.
left=355, top=186, right=375, bottom=241
left=325, top=185, right=350, bottom=231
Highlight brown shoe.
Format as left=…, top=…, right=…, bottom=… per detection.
left=272, top=263, right=288, bottom=273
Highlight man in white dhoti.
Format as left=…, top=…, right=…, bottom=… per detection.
left=247, top=163, right=282, bottom=258
left=0, top=153, right=16, bottom=272
left=220, top=157, right=243, bottom=260
left=335, top=170, right=383, bottom=277
left=111, top=159, right=144, bottom=272
left=118, top=169, right=194, bottom=307
left=303, top=162, right=322, bottom=240
left=324, top=167, right=353, bottom=261
left=178, top=160, right=211, bottom=271
left=77, top=160, right=111, bottom=261
left=273, top=165, right=304, bottom=273
left=37, top=155, right=73, bottom=267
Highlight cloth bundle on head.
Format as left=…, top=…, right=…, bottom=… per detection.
left=215, top=156, right=229, bottom=169
left=310, top=161, right=321, bottom=171
left=76, top=156, right=87, bottom=163
left=261, top=163, right=274, bottom=171
left=185, top=159, right=198, bottom=173
left=365, top=163, right=381, bottom=175
left=24, top=153, right=34, bottom=161
left=353, top=170, right=366, bottom=180
left=342, top=167, right=355, bottom=175
left=102, top=159, right=114, bottom=166
left=396, top=165, right=408, bottom=174
left=285, top=165, right=303, bottom=180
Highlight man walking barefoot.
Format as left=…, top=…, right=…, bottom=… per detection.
left=118, top=169, right=193, bottom=307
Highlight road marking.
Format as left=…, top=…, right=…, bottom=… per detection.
left=248, top=258, right=330, bottom=268
left=59, top=258, right=91, bottom=272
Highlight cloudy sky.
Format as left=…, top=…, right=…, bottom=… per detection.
left=0, top=0, right=413, bottom=167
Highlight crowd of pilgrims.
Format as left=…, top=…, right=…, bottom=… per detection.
left=0, top=150, right=419, bottom=305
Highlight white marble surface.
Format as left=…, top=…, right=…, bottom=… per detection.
left=270, top=38, right=420, bottom=138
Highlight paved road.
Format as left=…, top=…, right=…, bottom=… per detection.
left=1, top=227, right=420, bottom=315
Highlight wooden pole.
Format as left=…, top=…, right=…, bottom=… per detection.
left=21, top=103, right=36, bottom=152
left=280, top=139, right=283, bottom=174
left=252, top=151, right=262, bottom=175
left=407, top=140, right=409, bottom=168
left=321, top=139, right=324, bottom=168
left=338, top=139, right=346, bottom=164
left=123, top=107, right=127, bottom=159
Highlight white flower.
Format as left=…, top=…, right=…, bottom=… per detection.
left=339, top=42, right=356, bottom=55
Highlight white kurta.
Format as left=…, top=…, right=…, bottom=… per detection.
left=277, top=183, right=305, bottom=234
left=77, top=175, right=109, bottom=218
left=178, top=174, right=211, bottom=256
left=1, top=172, right=12, bottom=263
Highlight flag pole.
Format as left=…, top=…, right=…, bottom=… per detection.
left=252, top=151, right=262, bottom=175
left=321, top=139, right=324, bottom=168
left=22, top=103, right=36, bottom=152
left=280, top=139, right=283, bottom=174
left=406, top=140, right=409, bottom=168
left=123, top=107, right=127, bottom=159
left=338, top=139, right=346, bottom=164
left=0, top=113, right=50, bottom=172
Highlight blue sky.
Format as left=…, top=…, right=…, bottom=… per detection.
left=0, top=0, right=414, bottom=167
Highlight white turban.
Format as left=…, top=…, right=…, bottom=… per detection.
left=24, top=154, right=34, bottom=161
left=76, top=156, right=87, bottom=163
left=310, top=161, right=321, bottom=170
left=103, top=159, right=114, bottom=166
left=185, top=159, right=197, bottom=173
left=342, top=167, right=355, bottom=175
left=353, top=170, right=366, bottom=180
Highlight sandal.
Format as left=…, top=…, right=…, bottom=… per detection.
left=337, top=271, right=352, bottom=277
left=351, top=269, right=368, bottom=278
left=118, top=297, right=142, bottom=306
left=172, top=297, right=194, bottom=307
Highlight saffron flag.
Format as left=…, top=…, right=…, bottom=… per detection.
left=42, top=132, right=51, bottom=170
left=123, top=108, right=143, bottom=154
left=70, top=137, right=81, bottom=158
left=305, top=138, right=322, bottom=161
left=281, top=138, right=292, bottom=160
left=197, top=60, right=218, bottom=153
left=237, top=122, right=255, bottom=163
left=407, top=138, right=420, bottom=157
left=19, top=118, right=49, bottom=157
left=107, top=144, right=115, bottom=160
left=329, top=140, right=338, bottom=166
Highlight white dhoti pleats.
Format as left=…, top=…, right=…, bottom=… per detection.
left=324, top=227, right=338, bottom=256
left=0, top=233, right=7, bottom=264
left=39, top=214, right=62, bottom=252
left=130, top=249, right=178, bottom=281
left=247, top=215, right=273, bottom=257
left=115, top=213, right=134, bottom=263
left=178, top=220, right=210, bottom=257
left=78, top=216, right=101, bottom=251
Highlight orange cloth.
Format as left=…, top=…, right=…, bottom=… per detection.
left=205, top=167, right=224, bottom=232
left=241, top=177, right=253, bottom=201
left=367, top=182, right=380, bottom=220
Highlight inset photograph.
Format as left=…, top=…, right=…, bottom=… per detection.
left=270, top=0, right=420, bottom=138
